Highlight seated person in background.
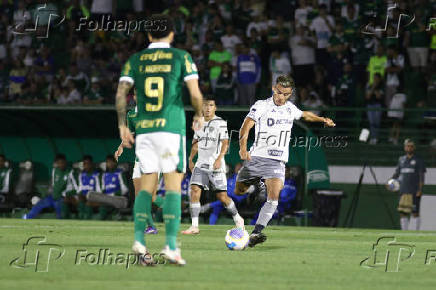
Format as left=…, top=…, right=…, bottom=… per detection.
left=77, top=155, right=101, bottom=219
left=97, top=155, right=128, bottom=220
left=250, top=167, right=297, bottom=225
left=0, top=154, right=12, bottom=205
left=23, top=154, right=74, bottom=219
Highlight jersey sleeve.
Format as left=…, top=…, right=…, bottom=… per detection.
left=119, top=55, right=135, bottom=84
left=182, top=52, right=199, bottom=82
left=289, top=103, right=303, bottom=120
left=219, top=120, right=229, bottom=140
left=246, top=100, right=264, bottom=121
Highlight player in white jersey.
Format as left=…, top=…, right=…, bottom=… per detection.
left=182, top=96, right=244, bottom=235
left=235, top=75, right=335, bottom=247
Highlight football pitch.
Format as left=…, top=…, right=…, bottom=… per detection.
left=1, top=219, right=435, bottom=290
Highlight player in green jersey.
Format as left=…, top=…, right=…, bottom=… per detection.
left=115, top=14, right=203, bottom=266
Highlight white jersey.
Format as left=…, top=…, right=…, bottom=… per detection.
left=247, top=97, right=303, bottom=162
left=194, top=115, right=229, bottom=172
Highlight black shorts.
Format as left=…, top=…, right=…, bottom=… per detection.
left=412, top=195, right=421, bottom=214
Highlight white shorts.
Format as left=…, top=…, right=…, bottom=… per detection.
left=132, top=161, right=141, bottom=179
left=135, top=132, right=186, bottom=174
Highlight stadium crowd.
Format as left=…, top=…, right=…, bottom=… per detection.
left=0, top=0, right=435, bottom=144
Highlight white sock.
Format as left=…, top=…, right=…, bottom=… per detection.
left=400, top=217, right=409, bottom=230
left=410, top=217, right=420, bottom=230
left=192, top=217, right=199, bottom=228
left=190, top=202, right=201, bottom=227
left=232, top=213, right=242, bottom=224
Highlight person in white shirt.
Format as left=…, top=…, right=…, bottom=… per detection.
left=309, top=4, right=335, bottom=67
left=270, top=50, right=291, bottom=87
left=220, top=25, right=242, bottom=56
left=289, top=25, right=316, bottom=86
left=385, top=45, right=404, bottom=106
left=294, top=0, right=313, bottom=27
left=235, top=75, right=335, bottom=247
left=388, top=86, right=407, bottom=145
left=182, top=96, right=244, bottom=235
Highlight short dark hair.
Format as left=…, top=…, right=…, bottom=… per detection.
left=148, top=14, right=174, bottom=39
left=83, top=155, right=93, bottom=162
left=0, top=154, right=5, bottom=160
left=106, top=155, right=116, bottom=162
left=276, top=75, right=295, bottom=88
left=55, top=153, right=66, bottom=161
left=204, top=95, right=216, bottom=102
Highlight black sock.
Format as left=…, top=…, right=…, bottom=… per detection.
left=252, top=224, right=265, bottom=234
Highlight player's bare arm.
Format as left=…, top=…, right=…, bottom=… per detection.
left=188, top=140, right=199, bottom=172
left=302, top=111, right=336, bottom=127
left=214, top=139, right=229, bottom=170
left=186, top=78, right=204, bottom=130
left=114, top=141, right=123, bottom=161
left=239, top=117, right=255, bottom=161
left=115, top=81, right=134, bottom=148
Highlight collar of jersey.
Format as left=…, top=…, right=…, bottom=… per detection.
left=148, top=42, right=170, bottom=49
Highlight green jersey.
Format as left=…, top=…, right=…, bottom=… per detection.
left=51, top=167, right=74, bottom=200
left=120, top=42, right=198, bottom=136
left=126, top=108, right=139, bottom=163
left=0, top=167, right=12, bottom=194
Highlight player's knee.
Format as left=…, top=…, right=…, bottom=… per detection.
left=190, top=185, right=202, bottom=200
left=216, top=191, right=228, bottom=202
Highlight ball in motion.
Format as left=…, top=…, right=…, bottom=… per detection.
left=225, top=228, right=249, bottom=250
left=386, top=179, right=400, bottom=192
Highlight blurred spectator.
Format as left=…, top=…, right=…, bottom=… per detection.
left=290, top=25, right=316, bottom=86
left=83, top=77, right=103, bottom=105
left=208, top=41, right=232, bottom=91
left=295, top=0, right=313, bottom=27
left=34, top=47, right=55, bottom=82
left=220, top=24, right=242, bottom=56
left=341, top=0, right=359, bottom=20
left=90, top=0, right=114, bottom=18
left=267, top=15, right=290, bottom=52
left=215, top=63, right=235, bottom=105
left=77, top=155, right=101, bottom=219
left=0, top=14, right=9, bottom=60
left=385, top=45, right=404, bottom=106
left=367, top=45, right=387, bottom=85
left=63, top=80, right=82, bottom=104
left=332, top=63, right=354, bottom=106
left=309, top=4, right=335, bottom=68
left=351, top=35, right=376, bottom=88
left=404, top=13, right=430, bottom=72
left=64, top=63, right=90, bottom=93
left=0, top=154, right=11, bottom=194
left=66, top=0, right=90, bottom=21
left=387, top=85, right=407, bottom=145
left=270, top=50, right=291, bottom=87
left=300, top=86, right=324, bottom=115
left=246, top=14, right=268, bottom=38
left=327, top=20, right=348, bottom=57
left=0, top=60, right=8, bottom=102
left=236, top=44, right=261, bottom=105
left=365, top=73, right=385, bottom=145
left=8, top=60, right=27, bottom=101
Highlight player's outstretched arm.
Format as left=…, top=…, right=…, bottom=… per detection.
left=115, top=81, right=135, bottom=148
left=186, top=78, right=204, bottom=130
left=239, top=117, right=255, bottom=160
left=189, top=140, right=199, bottom=172
left=302, top=111, right=336, bottom=127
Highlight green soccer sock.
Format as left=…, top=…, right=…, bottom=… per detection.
left=77, top=201, right=86, bottom=220
left=134, top=190, right=152, bottom=246
left=146, top=212, right=155, bottom=228
left=153, top=195, right=165, bottom=208
left=163, top=191, right=181, bottom=251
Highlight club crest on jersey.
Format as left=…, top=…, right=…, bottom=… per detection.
left=411, top=160, right=416, bottom=165
left=208, top=127, right=215, bottom=133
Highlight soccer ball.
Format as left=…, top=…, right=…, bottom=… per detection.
left=225, top=228, right=249, bottom=250
left=386, top=179, right=400, bottom=192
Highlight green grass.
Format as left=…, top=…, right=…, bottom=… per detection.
left=1, top=219, right=436, bottom=290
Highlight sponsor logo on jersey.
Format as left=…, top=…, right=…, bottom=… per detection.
left=267, top=118, right=292, bottom=127
left=268, top=149, right=283, bottom=157
left=136, top=118, right=166, bottom=129
left=140, top=50, right=172, bottom=61
left=400, top=168, right=415, bottom=173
